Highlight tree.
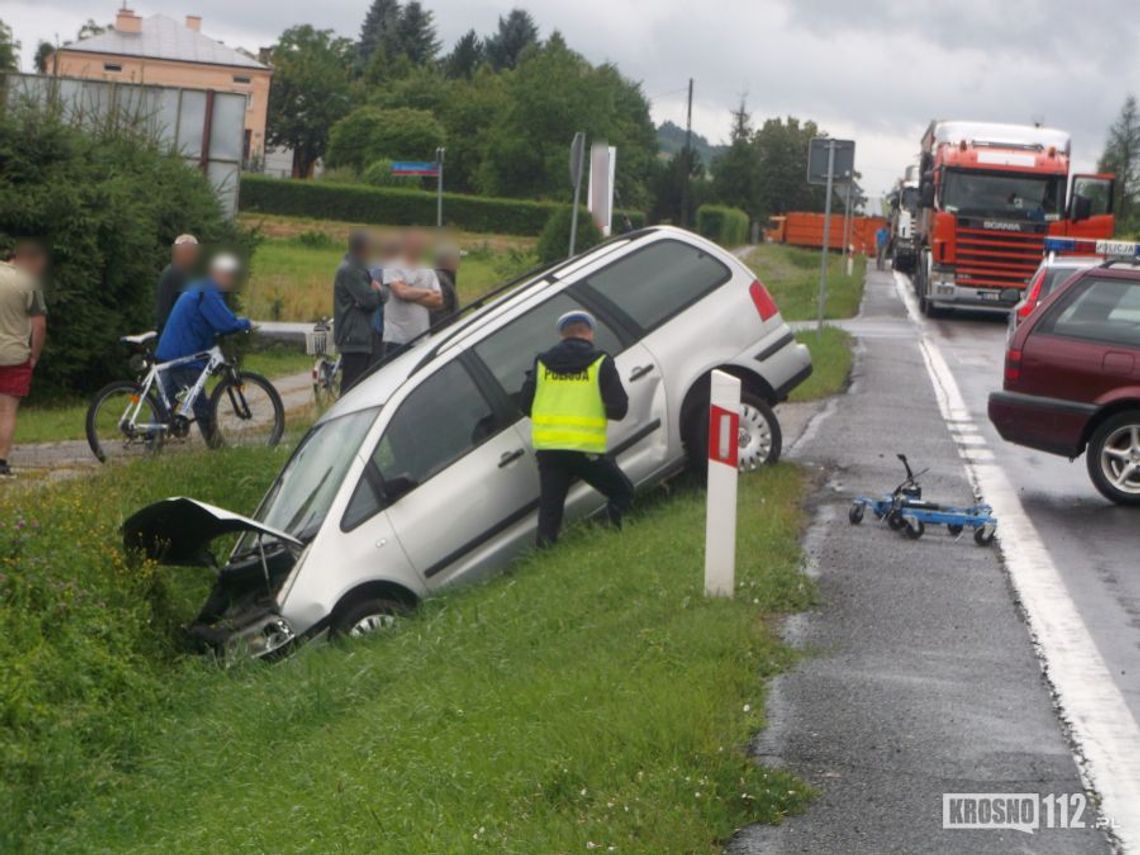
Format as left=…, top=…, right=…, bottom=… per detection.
left=265, top=25, right=355, bottom=178
left=753, top=116, right=826, bottom=219
left=34, top=41, right=53, bottom=74
left=75, top=19, right=109, bottom=41
left=358, top=0, right=400, bottom=70
left=711, top=99, right=760, bottom=217
left=396, top=1, right=440, bottom=66
left=485, top=9, right=539, bottom=71
left=444, top=29, right=484, bottom=79
left=0, top=19, right=20, bottom=71
left=327, top=106, right=444, bottom=170
left=1098, top=94, right=1140, bottom=224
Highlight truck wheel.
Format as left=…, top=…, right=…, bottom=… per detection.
left=1086, top=410, right=1140, bottom=506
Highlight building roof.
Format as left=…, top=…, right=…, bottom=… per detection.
left=62, top=14, right=268, bottom=70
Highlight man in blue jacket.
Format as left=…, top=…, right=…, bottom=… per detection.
left=156, top=253, right=252, bottom=439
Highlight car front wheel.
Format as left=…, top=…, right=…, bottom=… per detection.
left=330, top=597, right=409, bottom=641
left=1086, top=410, right=1140, bottom=506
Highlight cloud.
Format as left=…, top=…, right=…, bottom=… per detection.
left=5, top=0, right=1134, bottom=198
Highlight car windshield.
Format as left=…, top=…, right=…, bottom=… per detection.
left=1042, top=265, right=1093, bottom=298
left=941, top=170, right=1064, bottom=220
left=242, top=408, right=380, bottom=547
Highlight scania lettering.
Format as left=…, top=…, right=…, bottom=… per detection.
left=913, top=120, right=1115, bottom=316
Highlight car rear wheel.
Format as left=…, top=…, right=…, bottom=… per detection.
left=1087, top=410, right=1140, bottom=506
left=684, top=390, right=783, bottom=474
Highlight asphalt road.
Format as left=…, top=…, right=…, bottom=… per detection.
left=731, top=268, right=1124, bottom=853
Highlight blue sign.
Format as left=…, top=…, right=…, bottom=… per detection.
left=391, top=161, right=439, bottom=176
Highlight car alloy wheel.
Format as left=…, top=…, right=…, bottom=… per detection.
left=1087, top=410, right=1140, bottom=506
left=349, top=612, right=399, bottom=638
left=1098, top=423, right=1140, bottom=497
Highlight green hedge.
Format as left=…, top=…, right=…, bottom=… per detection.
left=240, top=175, right=645, bottom=237
left=696, top=204, right=750, bottom=247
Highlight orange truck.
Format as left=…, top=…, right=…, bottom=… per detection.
left=912, top=120, right=1115, bottom=315
left=764, top=212, right=887, bottom=254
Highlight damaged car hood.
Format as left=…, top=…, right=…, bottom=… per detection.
left=123, top=497, right=302, bottom=567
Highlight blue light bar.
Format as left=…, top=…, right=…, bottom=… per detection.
left=1043, top=236, right=1140, bottom=259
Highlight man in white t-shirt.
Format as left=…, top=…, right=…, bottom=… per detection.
left=382, top=230, right=443, bottom=355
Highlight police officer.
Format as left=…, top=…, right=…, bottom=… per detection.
left=520, top=310, right=633, bottom=547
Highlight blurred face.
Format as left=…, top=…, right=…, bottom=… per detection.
left=172, top=243, right=199, bottom=269
left=212, top=269, right=237, bottom=291
left=404, top=231, right=426, bottom=263
left=562, top=322, right=594, bottom=342
left=12, top=246, right=47, bottom=280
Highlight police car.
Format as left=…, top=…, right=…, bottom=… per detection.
left=124, top=226, right=813, bottom=657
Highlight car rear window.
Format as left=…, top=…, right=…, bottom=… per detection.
left=580, top=239, right=731, bottom=332
left=1039, top=276, right=1140, bottom=348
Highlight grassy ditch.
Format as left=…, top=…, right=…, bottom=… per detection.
left=748, top=243, right=865, bottom=321
left=789, top=327, right=854, bottom=402
left=2, top=448, right=814, bottom=853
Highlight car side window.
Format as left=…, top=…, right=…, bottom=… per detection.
left=472, top=293, right=622, bottom=409
left=580, top=239, right=731, bottom=331
left=342, top=360, right=499, bottom=529
left=1039, top=277, right=1140, bottom=348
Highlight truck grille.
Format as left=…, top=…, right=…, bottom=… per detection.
left=954, top=221, right=1046, bottom=289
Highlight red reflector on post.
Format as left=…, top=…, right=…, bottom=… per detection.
left=749, top=280, right=778, bottom=321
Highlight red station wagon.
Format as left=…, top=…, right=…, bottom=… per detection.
left=989, top=263, right=1140, bottom=505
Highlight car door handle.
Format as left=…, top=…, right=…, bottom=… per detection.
left=628, top=364, right=654, bottom=382
left=499, top=449, right=525, bottom=468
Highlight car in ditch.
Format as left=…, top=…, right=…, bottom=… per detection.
left=124, top=227, right=814, bottom=658
left=989, top=251, right=1140, bottom=505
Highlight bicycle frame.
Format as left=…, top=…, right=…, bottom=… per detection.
left=122, top=345, right=227, bottom=433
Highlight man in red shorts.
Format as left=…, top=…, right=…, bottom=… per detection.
left=0, top=241, right=48, bottom=479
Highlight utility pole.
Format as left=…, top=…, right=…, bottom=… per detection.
left=842, top=180, right=854, bottom=276
left=680, top=78, right=693, bottom=228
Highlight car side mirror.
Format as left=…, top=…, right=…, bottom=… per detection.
left=999, top=287, right=1021, bottom=304
left=382, top=474, right=417, bottom=504
left=1070, top=194, right=1092, bottom=222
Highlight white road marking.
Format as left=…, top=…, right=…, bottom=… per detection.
left=894, top=272, right=1140, bottom=851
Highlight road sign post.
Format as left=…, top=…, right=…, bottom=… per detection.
left=704, top=370, right=741, bottom=598
left=808, top=137, right=856, bottom=333
left=568, top=131, right=586, bottom=257
left=435, top=147, right=445, bottom=228
left=842, top=180, right=854, bottom=277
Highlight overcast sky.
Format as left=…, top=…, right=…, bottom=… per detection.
left=4, top=0, right=1132, bottom=199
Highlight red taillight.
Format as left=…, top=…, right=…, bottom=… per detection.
left=1018, top=269, right=1046, bottom=319
left=749, top=280, right=778, bottom=321
left=1004, top=348, right=1023, bottom=383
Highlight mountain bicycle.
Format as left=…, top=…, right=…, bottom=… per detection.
left=85, top=330, right=285, bottom=463
left=308, top=319, right=342, bottom=410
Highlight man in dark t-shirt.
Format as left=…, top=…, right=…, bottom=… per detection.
left=155, top=234, right=199, bottom=335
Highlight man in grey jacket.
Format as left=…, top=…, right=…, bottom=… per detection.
left=334, top=230, right=386, bottom=391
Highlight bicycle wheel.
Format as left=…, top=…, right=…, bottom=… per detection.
left=312, top=357, right=341, bottom=410
left=86, top=380, right=165, bottom=463
left=209, top=371, right=285, bottom=448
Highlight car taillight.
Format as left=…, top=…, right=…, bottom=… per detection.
left=1017, top=270, right=1045, bottom=319
left=1004, top=348, right=1022, bottom=383
left=749, top=280, right=778, bottom=321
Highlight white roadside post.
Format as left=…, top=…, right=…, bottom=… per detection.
left=704, top=370, right=742, bottom=598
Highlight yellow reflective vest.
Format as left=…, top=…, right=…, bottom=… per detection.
left=531, top=354, right=608, bottom=453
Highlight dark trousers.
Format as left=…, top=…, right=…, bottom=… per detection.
left=340, top=352, right=371, bottom=392
left=536, top=450, right=634, bottom=547
left=369, top=330, right=385, bottom=367
left=162, top=364, right=213, bottom=440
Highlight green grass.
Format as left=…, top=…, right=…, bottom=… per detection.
left=2, top=448, right=815, bottom=853
left=13, top=344, right=312, bottom=445
left=748, top=243, right=866, bottom=321
left=789, top=327, right=854, bottom=402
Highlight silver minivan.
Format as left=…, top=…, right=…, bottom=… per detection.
left=125, top=227, right=813, bottom=657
